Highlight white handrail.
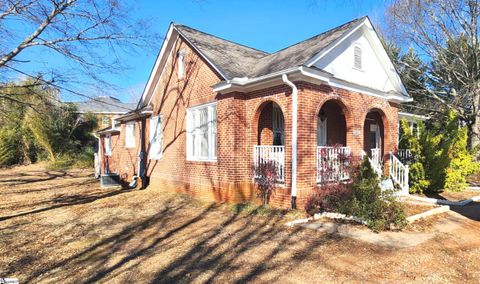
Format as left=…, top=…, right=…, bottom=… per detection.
left=317, top=146, right=351, bottom=183
left=361, top=150, right=383, bottom=177
left=253, top=145, right=285, bottom=182
left=389, top=152, right=409, bottom=195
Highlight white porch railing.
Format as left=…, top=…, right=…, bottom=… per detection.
left=389, top=152, right=409, bottom=195
left=317, top=146, right=351, bottom=183
left=361, top=149, right=383, bottom=177
left=253, top=145, right=285, bottom=182
left=397, top=149, right=412, bottom=162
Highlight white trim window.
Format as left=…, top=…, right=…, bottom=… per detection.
left=178, top=49, right=186, bottom=79
left=353, top=44, right=362, bottom=70
left=317, top=116, right=327, bottom=146
left=149, top=116, right=163, bottom=160
left=186, top=102, right=217, bottom=161
left=125, top=122, right=136, bottom=148
left=104, top=135, right=112, bottom=156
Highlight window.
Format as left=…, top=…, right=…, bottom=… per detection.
left=317, top=116, right=327, bottom=146
left=149, top=116, right=163, bottom=159
left=104, top=135, right=112, bottom=156
left=354, top=45, right=362, bottom=70
left=273, top=105, right=284, bottom=145
left=186, top=102, right=217, bottom=161
left=178, top=49, right=186, bottom=79
left=125, top=122, right=135, bottom=148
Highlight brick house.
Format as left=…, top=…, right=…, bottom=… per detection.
left=98, top=16, right=414, bottom=208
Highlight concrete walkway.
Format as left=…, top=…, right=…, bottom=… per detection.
left=302, top=208, right=477, bottom=248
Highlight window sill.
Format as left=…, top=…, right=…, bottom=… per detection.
left=352, top=67, right=364, bottom=72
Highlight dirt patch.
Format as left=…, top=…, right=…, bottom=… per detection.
left=1, top=164, right=480, bottom=283
left=403, top=203, right=438, bottom=217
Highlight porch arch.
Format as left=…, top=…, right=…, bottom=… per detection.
left=315, top=99, right=350, bottom=147
left=253, top=100, right=286, bottom=146
left=362, top=108, right=389, bottom=160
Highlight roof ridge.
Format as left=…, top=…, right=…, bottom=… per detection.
left=266, top=16, right=367, bottom=56
left=173, top=23, right=269, bottom=55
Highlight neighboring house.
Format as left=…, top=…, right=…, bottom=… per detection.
left=73, top=96, right=136, bottom=129
left=99, top=16, right=416, bottom=208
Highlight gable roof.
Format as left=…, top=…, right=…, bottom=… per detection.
left=139, top=17, right=411, bottom=108
left=175, top=24, right=268, bottom=79
left=73, top=96, right=136, bottom=114
left=174, top=17, right=365, bottom=79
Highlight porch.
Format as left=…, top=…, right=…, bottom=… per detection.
left=251, top=99, right=409, bottom=194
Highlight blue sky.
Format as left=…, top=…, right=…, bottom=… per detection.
left=12, top=0, right=389, bottom=103
left=104, top=0, right=389, bottom=103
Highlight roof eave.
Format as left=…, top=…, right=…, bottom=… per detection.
left=212, top=66, right=412, bottom=103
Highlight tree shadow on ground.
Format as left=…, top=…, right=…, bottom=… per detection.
left=449, top=202, right=480, bottom=221
left=0, top=170, right=71, bottom=185
left=0, top=188, right=129, bottom=222
left=21, top=197, right=341, bottom=283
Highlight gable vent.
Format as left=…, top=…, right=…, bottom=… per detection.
left=354, top=45, right=362, bottom=70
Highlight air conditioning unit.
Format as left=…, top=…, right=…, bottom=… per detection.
left=100, top=173, right=120, bottom=187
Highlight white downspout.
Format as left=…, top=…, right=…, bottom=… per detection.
left=282, top=74, right=298, bottom=209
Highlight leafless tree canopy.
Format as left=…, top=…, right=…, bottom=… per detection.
left=0, top=0, right=156, bottom=99
left=386, top=0, right=480, bottom=147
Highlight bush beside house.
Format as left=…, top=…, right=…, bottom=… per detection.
left=399, top=111, right=480, bottom=193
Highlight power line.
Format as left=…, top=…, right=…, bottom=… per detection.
left=3, top=65, right=136, bottom=112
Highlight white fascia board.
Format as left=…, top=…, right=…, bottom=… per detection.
left=300, top=66, right=412, bottom=103
left=398, top=112, right=429, bottom=121
left=362, top=20, right=409, bottom=97
left=213, top=65, right=411, bottom=103
left=138, top=23, right=176, bottom=109
left=211, top=67, right=305, bottom=92
left=305, top=18, right=367, bottom=67
left=305, top=17, right=410, bottom=99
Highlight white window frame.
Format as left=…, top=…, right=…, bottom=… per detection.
left=178, top=49, right=186, bottom=79
left=125, top=122, right=136, bottom=148
left=317, top=116, right=327, bottom=146
left=149, top=115, right=163, bottom=160
left=353, top=44, right=363, bottom=70
left=186, top=102, right=217, bottom=162
left=272, top=104, right=284, bottom=145
left=104, top=135, right=112, bottom=156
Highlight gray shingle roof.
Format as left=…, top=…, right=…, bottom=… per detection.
left=174, top=17, right=365, bottom=80
left=175, top=25, right=268, bottom=79
left=73, top=96, right=136, bottom=114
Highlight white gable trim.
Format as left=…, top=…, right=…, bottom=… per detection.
left=305, top=18, right=366, bottom=67
left=138, top=23, right=177, bottom=109
left=306, top=17, right=408, bottom=97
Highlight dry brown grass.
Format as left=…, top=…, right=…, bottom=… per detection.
left=1, top=164, right=480, bottom=283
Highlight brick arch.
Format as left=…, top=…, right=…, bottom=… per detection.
left=361, top=107, right=391, bottom=159
left=314, top=97, right=352, bottom=147
left=252, top=99, right=286, bottom=146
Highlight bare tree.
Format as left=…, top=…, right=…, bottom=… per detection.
left=386, top=0, right=480, bottom=148
left=0, top=0, right=156, bottom=105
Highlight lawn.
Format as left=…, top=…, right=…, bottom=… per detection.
left=1, top=164, right=480, bottom=283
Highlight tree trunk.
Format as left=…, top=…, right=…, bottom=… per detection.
left=472, top=92, right=480, bottom=153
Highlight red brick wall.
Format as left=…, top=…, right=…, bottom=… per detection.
left=100, top=35, right=400, bottom=209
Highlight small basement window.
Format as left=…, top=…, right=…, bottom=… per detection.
left=354, top=45, right=362, bottom=70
